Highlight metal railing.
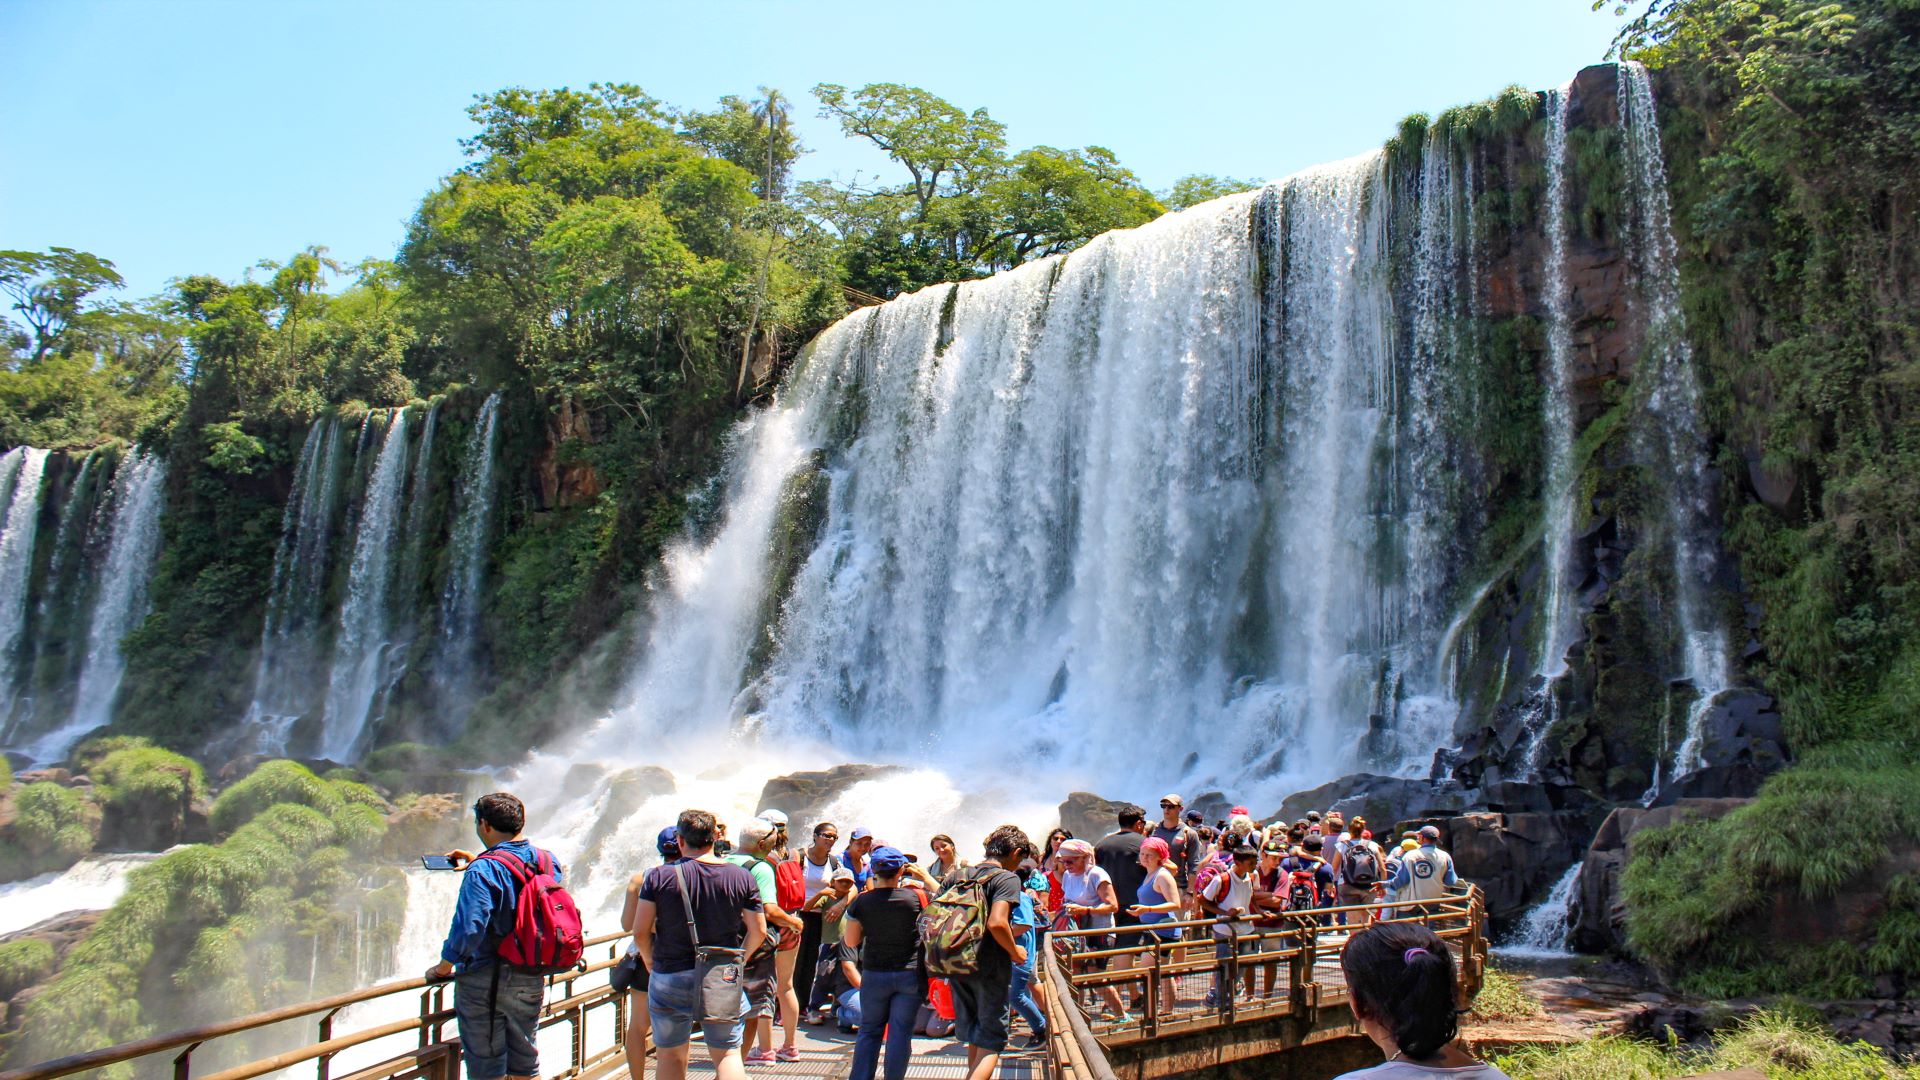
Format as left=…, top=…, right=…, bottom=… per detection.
left=1039, top=886, right=1486, bottom=1052
left=0, top=933, right=638, bottom=1080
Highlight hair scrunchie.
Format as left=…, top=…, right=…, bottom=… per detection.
left=1402, top=947, right=1431, bottom=964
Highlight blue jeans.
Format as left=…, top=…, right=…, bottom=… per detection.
left=1007, top=963, right=1045, bottom=1036
left=850, top=968, right=920, bottom=1080
left=647, top=966, right=747, bottom=1051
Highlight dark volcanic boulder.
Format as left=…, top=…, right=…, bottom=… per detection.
left=1269, top=774, right=1470, bottom=831
left=1650, top=688, right=1786, bottom=806
left=1568, top=797, right=1751, bottom=953
left=1405, top=811, right=1586, bottom=921
left=1058, top=792, right=1134, bottom=842
left=758, top=765, right=904, bottom=833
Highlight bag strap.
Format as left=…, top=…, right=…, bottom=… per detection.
left=671, top=861, right=702, bottom=952
left=480, top=848, right=535, bottom=884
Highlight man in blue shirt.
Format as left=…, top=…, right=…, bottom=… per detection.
left=427, top=793, right=565, bottom=1080
left=1385, top=825, right=1458, bottom=919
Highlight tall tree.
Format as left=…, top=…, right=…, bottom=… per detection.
left=0, top=247, right=125, bottom=365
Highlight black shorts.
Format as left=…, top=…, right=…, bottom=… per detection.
left=948, top=971, right=1011, bottom=1052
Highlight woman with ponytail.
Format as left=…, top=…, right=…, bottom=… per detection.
left=1331, top=921, right=1510, bottom=1078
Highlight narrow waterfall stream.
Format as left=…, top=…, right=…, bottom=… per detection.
left=31, top=450, right=167, bottom=763
left=319, top=409, right=413, bottom=762
left=0, top=448, right=51, bottom=700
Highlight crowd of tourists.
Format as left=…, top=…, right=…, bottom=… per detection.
left=429, top=791, right=1506, bottom=1080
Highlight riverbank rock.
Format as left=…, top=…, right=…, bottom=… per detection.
left=1058, top=792, right=1130, bottom=842
left=0, top=910, right=103, bottom=1043
left=1269, top=774, right=1471, bottom=830
left=757, top=765, right=904, bottom=832
left=573, top=766, right=678, bottom=878
left=1569, top=797, right=1751, bottom=954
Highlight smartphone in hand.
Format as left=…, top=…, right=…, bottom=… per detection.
left=421, top=855, right=460, bottom=871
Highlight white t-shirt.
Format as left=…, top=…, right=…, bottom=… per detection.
left=1334, top=1062, right=1510, bottom=1079
left=1201, top=869, right=1255, bottom=937
left=800, top=851, right=837, bottom=900
left=1062, top=866, right=1115, bottom=929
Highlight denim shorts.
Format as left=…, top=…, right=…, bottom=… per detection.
left=647, top=966, right=747, bottom=1051
left=455, top=965, right=545, bottom=1080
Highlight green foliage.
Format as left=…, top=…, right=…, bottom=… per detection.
left=1497, top=1009, right=1919, bottom=1079
left=1622, top=754, right=1920, bottom=995
left=14, top=795, right=395, bottom=1066
left=1467, top=965, right=1544, bottom=1022
left=208, top=760, right=344, bottom=835
left=0, top=754, right=11, bottom=794
left=0, top=939, right=57, bottom=1001
left=12, top=782, right=98, bottom=863
left=1160, top=174, right=1263, bottom=211
left=0, top=246, right=125, bottom=364
left=92, top=744, right=206, bottom=814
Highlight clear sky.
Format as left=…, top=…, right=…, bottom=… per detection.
left=0, top=1, right=1625, bottom=302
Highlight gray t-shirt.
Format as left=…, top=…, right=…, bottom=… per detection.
left=1335, top=1062, right=1511, bottom=1079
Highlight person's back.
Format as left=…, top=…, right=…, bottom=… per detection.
left=1392, top=831, right=1457, bottom=905
left=1094, top=808, right=1148, bottom=927
left=947, top=826, right=1030, bottom=1080
left=430, top=792, right=565, bottom=1080
left=643, top=858, right=761, bottom=972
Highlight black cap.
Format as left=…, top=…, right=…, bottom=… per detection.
left=1232, top=841, right=1260, bottom=859
left=1183, top=809, right=1203, bottom=824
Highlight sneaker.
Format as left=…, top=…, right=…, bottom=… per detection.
left=744, top=1049, right=775, bottom=1065
left=775, top=1047, right=801, bottom=1063
left=803, top=1010, right=826, bottom=1025
left=1020, top=1031, right=1048, bottom=1050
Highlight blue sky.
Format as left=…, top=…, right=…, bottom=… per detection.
left=1, top=1, right=1624, bottom=302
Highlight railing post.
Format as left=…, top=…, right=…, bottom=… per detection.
left=173, top=1041, right=201, bottom=1080
left=316, top=1008, right=338, bottom=1080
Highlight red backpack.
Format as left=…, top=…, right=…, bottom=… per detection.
left=480, top=848, right=585, bottom=974
left=774, top=858, right=807, bottom=912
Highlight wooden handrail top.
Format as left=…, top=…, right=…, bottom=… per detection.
left=0, top=931, right=628, bottom=1080
left=1046, top=892, right=1475, bottom=938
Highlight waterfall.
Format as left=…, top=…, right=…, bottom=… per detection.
left=566, top=151, right=1487, bottom=800
left=1499, top=861, right=1580, bottom=958
left=244, top=418, right=349, bottom=753
left=0, top=447, right=51, bottom=702
left=436, top=391, right=501, bottom=702
left=318, top=409, right=413, bottom=762
left=1537, top=82, right=1579, bottom=682
left=1617, top=62, right=1731, bottom=779
left=28, top=450, right=167, bottom=763
left=397, top=399, right=440, bottom=624
left=0, top=851, right=164, bottom=937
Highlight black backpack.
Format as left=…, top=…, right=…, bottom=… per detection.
left=1345, top=842, right=1382, bottom=887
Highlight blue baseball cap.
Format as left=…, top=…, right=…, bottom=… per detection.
left=869, top=845, right=908, bottom=873
left=657, top=826, right=681, bottom=855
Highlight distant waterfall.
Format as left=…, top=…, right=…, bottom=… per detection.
left=438, top=392, right=501, bottom=680
left=245, top=418, right=350, bottom=753
left=1618, top=62, right=1731, bottom=779
left=33, top=451, right=167, bottom=761
left=318, top=409, right=412, bottom=762
left=0, top=447, right=51, bottom=699
left=1500, top=862, right=1580, bottom=958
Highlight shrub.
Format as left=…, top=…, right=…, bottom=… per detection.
left=69, top=735, right=155, bottom=775
left=0, top=938, right=56, bottom=1000
left=1495, top=1010, right=1920, bottom=1079
left=1468, top=965, right=1543, bottom=1023
left=13, top=782, right=99, bottom=863
left=208, top=760, right=343, bottom=834
left=92, top=745, right=206, bottom=815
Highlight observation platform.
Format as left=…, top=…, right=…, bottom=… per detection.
left=0, top=890, right=1485, bottom=1080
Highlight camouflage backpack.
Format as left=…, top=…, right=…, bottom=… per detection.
left=921, top=865, right=1014, bottom=977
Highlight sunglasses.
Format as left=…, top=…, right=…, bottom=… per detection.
left=1159, top=801, right=1180, bottom=808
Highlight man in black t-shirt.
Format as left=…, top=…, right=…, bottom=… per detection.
left=842, top=847, right=923, bottom=1080
left=1095, top=804, right=1149, bottom=932
left=632, top=809, right=767, bottom=1080
left=950, top=825, right=1030, bottom=1080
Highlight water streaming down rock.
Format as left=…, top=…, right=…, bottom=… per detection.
left=244, top=418, right=351, bottom=752
left=0, top=447, right=51, bottom=704
left=30, top=450, right=168, bottom=762
left=434, top=392, right=501, bottom=719
left=0, top=851, right=165, bottom=937
left=1536, top=82, right=1580, bottom=684
left=1617, top=62, right=1731, bottom=781
left=1500, top=861, right=1580, bottom=958
left=318, top=408, right=413, bottom=762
